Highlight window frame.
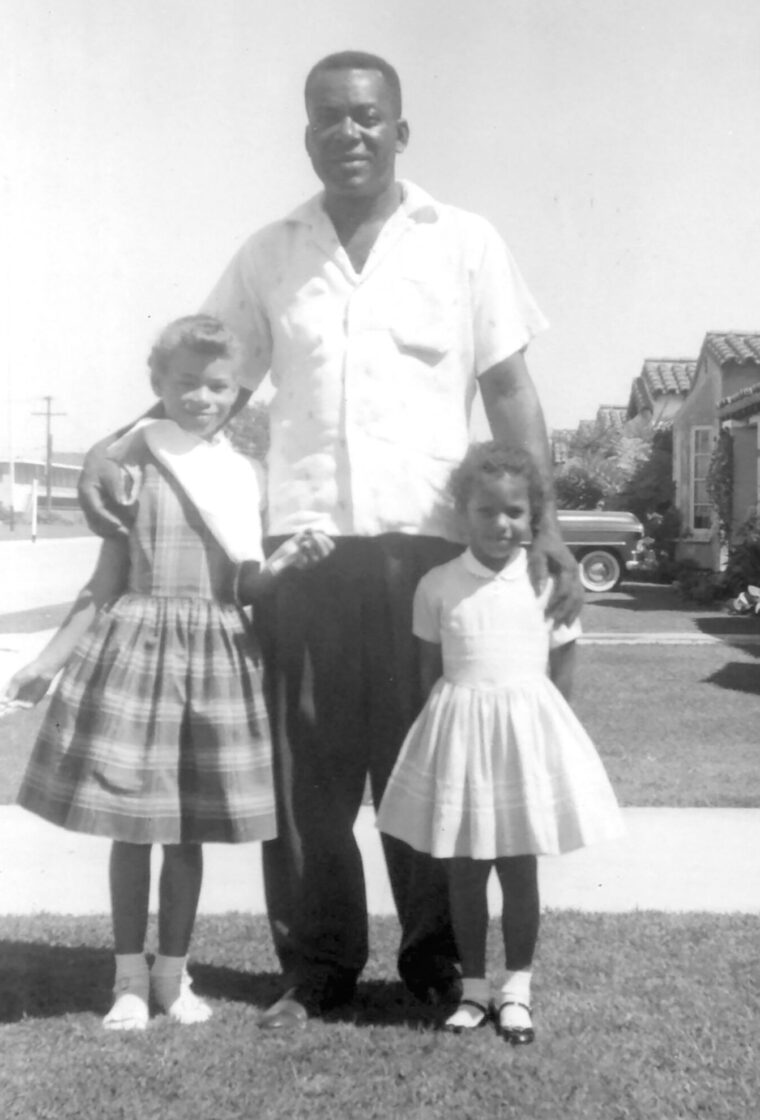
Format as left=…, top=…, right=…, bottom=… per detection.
left=689, top=425, right=714, bottom=539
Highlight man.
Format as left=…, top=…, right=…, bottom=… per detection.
left=80, top=51, right=582, bottom=1030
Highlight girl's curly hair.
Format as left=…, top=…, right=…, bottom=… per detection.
left=148, top=314, right=243, bottom=383
left=449, top=441, right=546, bottom=532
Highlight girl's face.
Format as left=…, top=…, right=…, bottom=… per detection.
left=463, top=471, right=531, bottom=571
left=154, top=346, right=239, bottom=439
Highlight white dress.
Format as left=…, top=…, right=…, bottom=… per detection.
left=376, top=548, right=625, bottom=859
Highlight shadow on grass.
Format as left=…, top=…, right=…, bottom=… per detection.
left=0, top=941, right=283, bottom=1024
left=703, top=661, right=760, bottom=694
left=0, top=941, right=434, bottom=1030
left=696, top=618, right=760, bottom=651
left=0, top=939, right=114, bottom=1022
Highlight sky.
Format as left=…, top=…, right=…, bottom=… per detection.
left=3, top=0, right=760, bottom=460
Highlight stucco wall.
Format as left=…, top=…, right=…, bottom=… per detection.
left=731, top=423, right=759, bottom=534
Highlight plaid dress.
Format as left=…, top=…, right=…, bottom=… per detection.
left=17, top=458, right=276, bottom=844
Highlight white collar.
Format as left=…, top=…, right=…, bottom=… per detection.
left=462, top=546, right=528, bottom=581
left=284, top=180, right=441, bottom=228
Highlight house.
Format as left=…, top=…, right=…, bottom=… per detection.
left=594, top=404, right=628, bottom=433
left=0, top=453, right=83, bottom=516
left=550, top=428, right=574, bottom=467
left=672, top=332, right=760, bottom=568
left=627, top=359, right=696, bottom=428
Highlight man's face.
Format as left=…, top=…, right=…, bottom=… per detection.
left=305, top=68, right=408, bottom=201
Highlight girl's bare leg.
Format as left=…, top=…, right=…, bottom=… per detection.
left=152, top=843, right=211, bottom=1024
left=110, top=840, right=151, bottom=953
left=104, top=841, right=152, bottom=1030
left=494, top=854, right=539, bottom=1041
left=158, top=843, right=203, bottom=956
left=444, top=858, right=493, bottom=1029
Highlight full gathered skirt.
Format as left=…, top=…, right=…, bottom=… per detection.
left=376, top=675, right=624, bottom=860
left=17, top=593, right=276, bottom=844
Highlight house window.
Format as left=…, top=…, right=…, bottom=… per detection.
left=691, top=426, right=713, bottom=531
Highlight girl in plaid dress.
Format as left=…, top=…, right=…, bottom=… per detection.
left=4, top=316, right=333, bottom=1031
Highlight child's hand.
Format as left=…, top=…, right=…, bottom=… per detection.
left=291, top=529, right=335, bottom=569
left=264, top=530, right=334, bottom=576
left=1, top=663, right=55, bottom=711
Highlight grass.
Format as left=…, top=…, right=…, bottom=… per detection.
left=3, top=640, right=759, bottom=808
left=582, top=581, right=760, bottom=635
left=573, top=642, right=760, bottom=806
left=1, top=912, right=758, bottom=1120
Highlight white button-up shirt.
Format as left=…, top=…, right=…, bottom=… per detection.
left=203, top=182, right=548, bottom=541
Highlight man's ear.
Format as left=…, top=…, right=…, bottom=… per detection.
left=395, top=118, right=410, bottom=153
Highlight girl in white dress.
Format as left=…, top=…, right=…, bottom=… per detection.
left=376, top=442, right=624, bottom=1044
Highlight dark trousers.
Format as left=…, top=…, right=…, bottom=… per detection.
left=256, top=533, right=463, bottom=994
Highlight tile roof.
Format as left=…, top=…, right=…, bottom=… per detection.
left=704, top=332, right=760, bottom=366
left=595, top=405, right=628, bottom=431
left=628, top=359, right=695, bottom=417
left=641, top=359, right=696, bottom=397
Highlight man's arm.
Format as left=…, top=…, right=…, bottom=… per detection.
left=77, top=401, right=164, bottom=537
left=478, top=349, right=583, bottom=625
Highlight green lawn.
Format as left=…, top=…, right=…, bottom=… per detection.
left=1, top=912, right=758, bottom=1120
left=582, top=580, right=760, bottom=636
left=573, top=641, right=760, bottom=806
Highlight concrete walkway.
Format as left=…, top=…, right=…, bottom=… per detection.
left=2, top=804, right=760, bottom=917
left=2, top=537, right=760, bottom=918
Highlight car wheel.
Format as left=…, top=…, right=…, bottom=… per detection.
left=578, top=549, right=622, bottom=593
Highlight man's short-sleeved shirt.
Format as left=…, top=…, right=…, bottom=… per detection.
left=203, top=181, right=548, bottom=540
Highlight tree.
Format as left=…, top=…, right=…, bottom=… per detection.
left=226, top=400, right=270, bottom=463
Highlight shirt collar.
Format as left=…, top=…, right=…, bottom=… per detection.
left=284, top=180, right=441, bottom=228
left=462, top=546, right=528, bottom=581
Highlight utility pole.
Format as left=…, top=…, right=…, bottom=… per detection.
left=32, top=396, right=66, bottom=520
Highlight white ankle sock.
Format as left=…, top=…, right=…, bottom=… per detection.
left=151, top=954, right=212, bottom=1024
left=445, top=977, right=490, bottom=1029
left=103, top=953, right=149, bottom=1031
left=497, top=970, right=532, bottom=1030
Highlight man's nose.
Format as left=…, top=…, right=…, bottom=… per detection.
left=335, top=114, right=360, bottom=139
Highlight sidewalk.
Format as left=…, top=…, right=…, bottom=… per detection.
left=2, top=804, right=760, bottom=916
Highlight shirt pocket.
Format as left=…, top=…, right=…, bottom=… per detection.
left=388, top=277, right=455, bottom=363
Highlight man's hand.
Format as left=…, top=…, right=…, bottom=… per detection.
left=78, top=442, right=132, bottom=538
left=527, top=526, right=584, bottom=626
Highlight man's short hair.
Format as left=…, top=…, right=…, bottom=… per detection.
left=304, top=51, right=403, bottom=117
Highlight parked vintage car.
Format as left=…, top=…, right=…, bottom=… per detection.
left=557, top=509, right=651, bottom=592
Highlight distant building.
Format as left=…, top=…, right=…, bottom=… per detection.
left=627, top=359, right=696, bottom=428
left=594, top=404, right=628, bottom=433
left=672, top=332, right=760, bottom=568
left=0, top=453, right=83, bottom=515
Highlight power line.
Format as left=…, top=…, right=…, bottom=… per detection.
left=31, top=396, right=67, bottom=519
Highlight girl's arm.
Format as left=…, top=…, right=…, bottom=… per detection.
left=234, top=529, right=335, bottom=603
left=418, top=638, right=443, bottom=703
left=2, top=538, right=129, bottom=705
left=549, top=640, right=576, bottom=703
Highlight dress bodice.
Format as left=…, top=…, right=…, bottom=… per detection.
left=127, top=461, right=235, bottom=600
